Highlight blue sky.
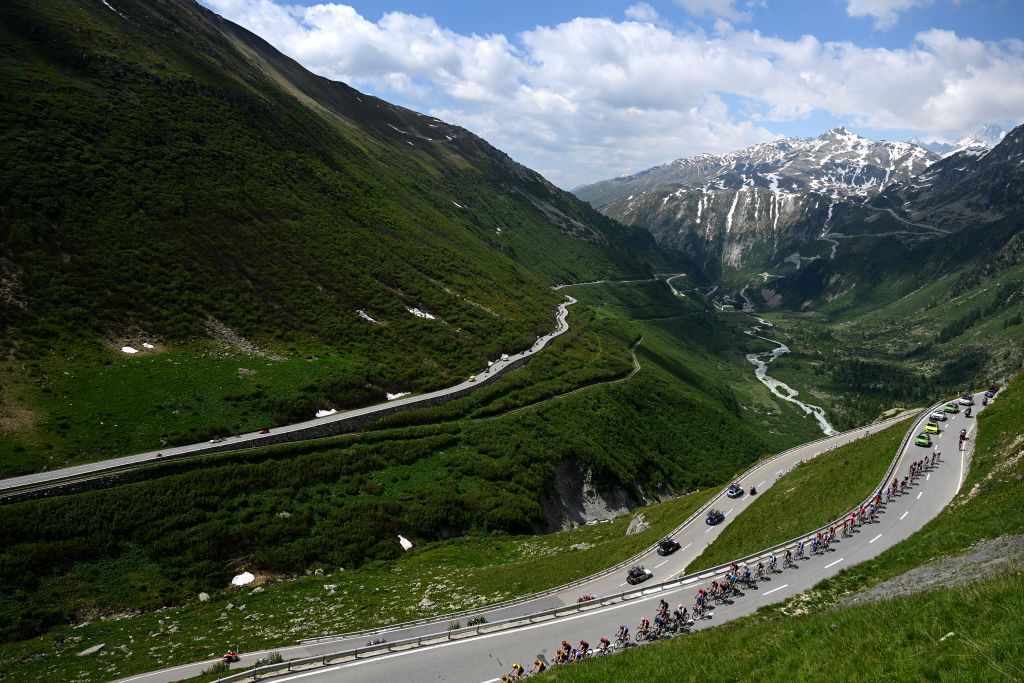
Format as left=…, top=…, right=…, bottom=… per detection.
left=205, top=0, right=1024, bottom=186
left=304, top=0, right=1023, bottom=47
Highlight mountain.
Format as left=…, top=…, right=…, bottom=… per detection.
left=908, top=124, right=1007, bottom=157
left=0, top=0, right=678, bottom=466
left=574, top=128, right=936, bottom=276
left=752, top=123, right=1024, bottom=313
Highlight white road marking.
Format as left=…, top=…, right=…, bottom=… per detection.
left=655, top=560, right=669, bottom=569
left=824, top=558, right=844, bottom=569
left=269, top=580, right=682, bottom=682
left=869, top=534, right=882, bottom=544
left=762, top=583, right=789, bottom=596
left=900, top=511, right=909, bottom=520
left=917, top=491, right=923, bottom=500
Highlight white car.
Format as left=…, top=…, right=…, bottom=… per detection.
left=930, top=411, right=947, bottom=422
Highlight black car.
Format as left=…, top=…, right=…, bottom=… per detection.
left=706, top=509, right=725, bottom=525
left=726, top=483, right=744, bottom=499
left=626, top=565, right=654, bottom=585
left=656, top=538, right=681, bottom=556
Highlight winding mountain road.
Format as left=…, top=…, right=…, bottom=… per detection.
left=205, top=394, right=980, bottom=683
left=0, top=298, right=577, bottom=498
left=119, top=408, right=918, bottom=683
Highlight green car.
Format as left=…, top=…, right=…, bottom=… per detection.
left=915, top=433, right=932, bottom=447
left=943, top=403, right=959, bottom=413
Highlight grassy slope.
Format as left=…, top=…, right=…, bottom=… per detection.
left=752, top=256, right=1024, bottom=429
left=686, top=418, right=907, bottom=572
left=540, top=372, right=1024, bottom=681
left=0, top=281, right=823, bottom=651
left=0, top=0, right=674, bottom=474
left=545, top=573, right=1024, bottom=682
left=0, top=484, right=718, bottom=681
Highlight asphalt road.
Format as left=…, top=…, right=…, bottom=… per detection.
left=118, top=409, right=916, bottom=683
left=266, top=394, right=981, bottom=683
left=0, top=299, right=576, bottom=497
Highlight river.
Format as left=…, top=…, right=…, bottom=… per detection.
left=743, top=317, right=837, bottom=436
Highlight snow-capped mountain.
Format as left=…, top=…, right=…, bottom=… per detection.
left=908, top=124, right=1006, bottom=158
left=574, top=128, right=938, bottom=273
left=576, top=127, right=937, bottom=210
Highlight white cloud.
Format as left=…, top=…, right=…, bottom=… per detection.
left=625, top=3, right=660, bottom=23
left=845, top=0, right=931, bottom=29
left=674, top=0, right=750, bottom=21
left=204, top=1, right=1024, bottom=186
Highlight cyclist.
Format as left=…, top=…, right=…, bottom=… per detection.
left=533, top=658, right=547, bottom=674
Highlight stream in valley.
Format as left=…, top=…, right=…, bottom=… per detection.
left=743, top=317, right=837, bottom=436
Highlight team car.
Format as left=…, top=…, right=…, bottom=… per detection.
left=656, top=538, right=681, bottom=556
left=915, top=432, right=932, bottom=447
left=626, top=565, right=654, bottom=585
left=705, top=509, right=726, bottom=525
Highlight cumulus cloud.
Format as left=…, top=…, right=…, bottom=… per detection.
left=204, top=1, right=1024, bottom=186
left=845, top=0, right=931, bottom=29
left=674, top=0, right=751, bottom=22
left=625, top=3, right=660, bottom=23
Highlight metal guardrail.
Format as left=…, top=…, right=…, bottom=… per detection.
left=297, top=409, right=914, bottom=647
left=212, top=409, right=926, bottom=682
